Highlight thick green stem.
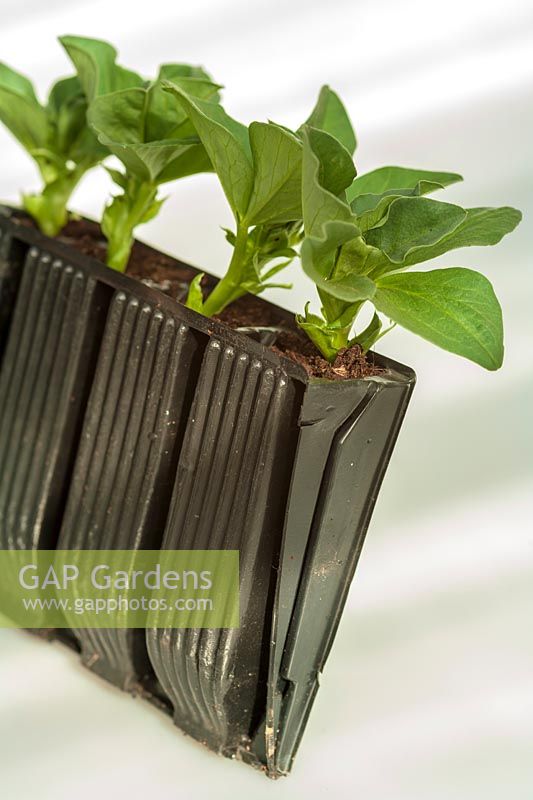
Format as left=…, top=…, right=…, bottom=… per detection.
left=202, top=222, right=250, bottom=316
left=103, top=181, right=158, bottom=272
left=23, top=169, right=84, bottom=237
left=314, top=290, right=365, bottom=360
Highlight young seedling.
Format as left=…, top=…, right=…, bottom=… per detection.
left=163, top=83, right=356, bottom=315
left=61, top=37, right=218, bottom=271
left=297, top=127, right=521, bottom=369
left=0, top=63, right=105, bottom=236
left=88, top=68, right=221, bottom=271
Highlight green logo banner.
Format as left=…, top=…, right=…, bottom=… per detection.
left=0, top=550, right=239, bottom=629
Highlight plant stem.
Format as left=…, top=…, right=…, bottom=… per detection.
left=314, top=244, right=370, bottom=357
left=104, top=181, right=158, bottom=272
left=23, top=169, right=84, bottom=237
left=202, top=221, right=250, bottom=316
left=316, top=288, right=363, bottom=355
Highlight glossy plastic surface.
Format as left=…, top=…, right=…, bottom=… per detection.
left=0, top=210, right=415, bottom=776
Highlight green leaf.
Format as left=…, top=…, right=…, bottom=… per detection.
left=296, top=301, right=367, bottom=361
left=301, top=127, right=356, bottom=236
left=141, top=194, right=166, bottom=224
left=163, top=81, right=253, bottom=218
left=89, top=87, right=146, bottom=145
left=145, top=69, right=220, bottom=142
left=373, top=267, right=504, bottom=369
left=347, top=166, right=462, bottom=203
left=300, top=85, right=357, bottom=155
left=47, top=74, right=81, bottom=112
left=365, top=196, right=467, bottom=264
left=46, top=76, right=85, bottom=152
left=350, top=312, right=382, bottom=351
left=105, top=167, right=129, bottom=189
left=0, top=61, right=39, bottom=102
left=332, top=234, right=384, bottom=278
left=157, top=64, right=215, bottom=82
left=296, top=308, right=340, bottom=362
left=350, top=170, right=465, bottom=233
left=382, top=206, right=523, bottom=273
left=88, top=81, right=215, bottom=184
left=155, top=142, right=213, bottom=183
left=59, top=35, right=144, bottom=101
left=300, top=127, right=374, bottom=305
left=0, top=62, right=48, bottom=151
left=305, top=125, right=356, bottom=198
left=46, top=76, right=105, bottom=165
left=301, top=225, right=376, bottom=302
left=185, top=274, right=205, bottom=312
left=244, top=122, right=303, bottom=225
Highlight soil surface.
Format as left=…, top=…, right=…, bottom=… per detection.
left=216, top=298, right=380, bottom=380
left=275, top=332, right=377, bottom=381
left=13, top=214, right=380, bottom=380
left=59, top=219, right=195, bottom=302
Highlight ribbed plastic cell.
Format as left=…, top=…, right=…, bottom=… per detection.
left=0, top=209, right=415, bottom=777
left=147, top=337, right=298, bottom=758
left=58, top=290, right=199, bottom=688
left=0, top=245, right=110, bottom=551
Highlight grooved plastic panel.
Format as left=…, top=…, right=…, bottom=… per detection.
left=147, top=338, right=296, bottom=756
left=0, top=212, right=415, bottom=776
left=0, top=247, right=109, bottom=550
left=59, top=290, right=200, bottom=688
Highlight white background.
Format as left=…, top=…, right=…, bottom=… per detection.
left=1, top=1, right=532, bottom=798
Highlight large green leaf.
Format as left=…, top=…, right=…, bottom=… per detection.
left=0, top=62, right=48, bottom=151
left=373, top=267, right=504, bottom=369
left=88, top=77, right=218, bottom=146
left=46, top=76, right=104, bottom=164
left=305, top=125, right=356, bottom=197
left=383, top=206, right=523, bottom=273
left=365, top=196, right=467, bottom=264
left=350, top=170, right=464, bottom=233
left=163, top=81, right=253, bottom=218
left=155, top=142, right=213, bottom=183
left=0, top=61, right=39, bottom=102
left=47, top=76, right=85, bottom=151
left=300, top=128, right=373, bottom=302
left=301, top=208, right=376, bottom=303
left=88, top=87, right=148, bottom=149
left=59, top=35, right=143, bottom=101
left=244, top=122, right=303, bottom=225
left=88, top=77, right=218, bottom=184
left=145, top=66, right=220, bottom=141
left=301, top=230, right=377, bottom=302
left=300, top=85, right=357, bottom=155
left=347, top=166, right=462, bottom=203
left=301, top=127, right=356, bottom=236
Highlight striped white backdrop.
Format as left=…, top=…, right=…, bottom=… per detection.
left=0, top=2, right=532, bottom=798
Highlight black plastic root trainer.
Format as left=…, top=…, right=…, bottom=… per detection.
left=0, top=208, right=415, bottom=778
